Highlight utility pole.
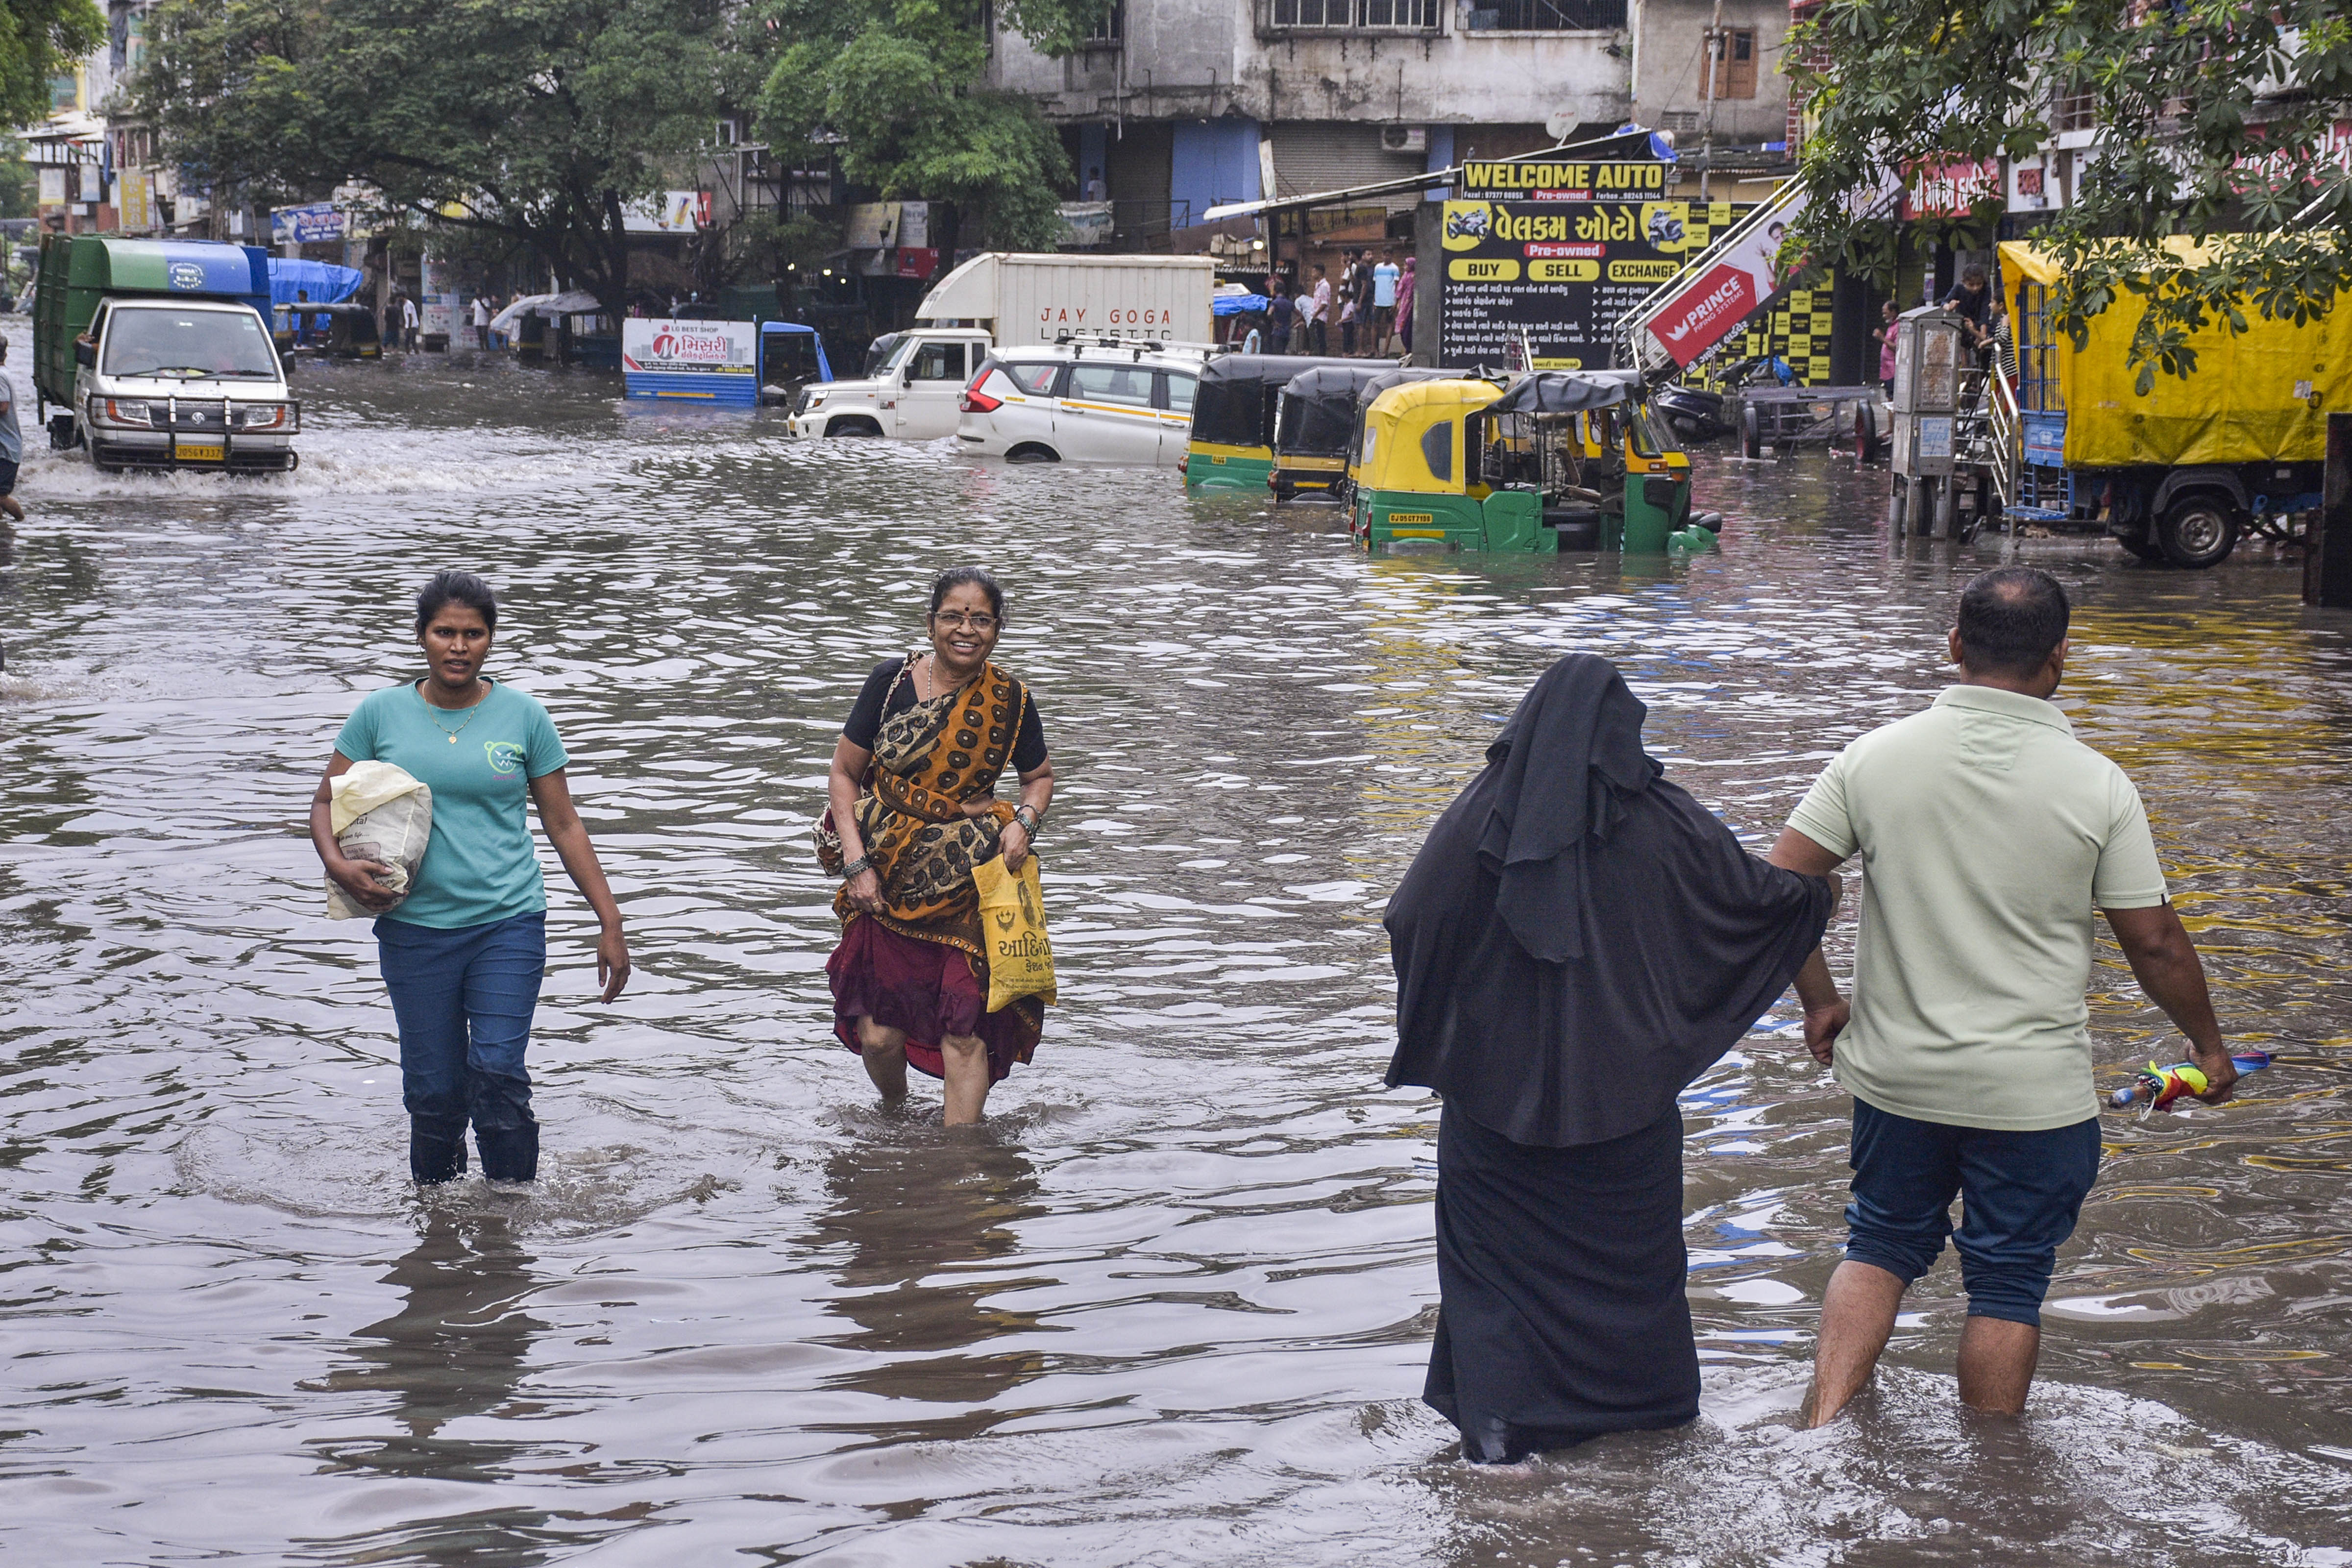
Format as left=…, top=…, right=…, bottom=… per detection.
left=1699, top=0, right=1724, bottom=202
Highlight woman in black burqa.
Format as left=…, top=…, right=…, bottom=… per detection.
left=1385, top=654, right=1836, bottom=1463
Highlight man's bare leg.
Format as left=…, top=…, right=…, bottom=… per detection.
left=857, top=1017, right=908, bottom=1106
left=0, top=495, right=23, bottom=522
left=939, top=1032, right=991, bottom=1126
left=1956, top=1315, right=2040, bottom=1414
left=1805, top=1260, right=1908, bottom=1427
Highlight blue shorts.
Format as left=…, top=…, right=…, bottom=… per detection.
left=1843, top=1099, right=2102, bottom=1327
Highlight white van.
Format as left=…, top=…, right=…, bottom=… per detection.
left=954, top=339, right=1204, bottom=466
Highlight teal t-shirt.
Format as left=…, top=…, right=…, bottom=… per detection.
left=332, top=679, right=569, bottom=929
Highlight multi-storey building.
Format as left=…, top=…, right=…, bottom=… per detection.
left=987, top=0, right=1793, bottom=247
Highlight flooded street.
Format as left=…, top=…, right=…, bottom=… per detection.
left=4, top=330, right=2352, bottom=1566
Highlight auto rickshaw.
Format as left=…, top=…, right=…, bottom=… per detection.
left=1269, top=363, right=1409, bottom=501
left=1352, top=369, right=1715, bottom=554
left=758, top=320, right=834, bottom=406
left=1332, top=367, right=1459, bottom=498
left=1182, top=353, right=1351, bottom=490
left=272, top=300, right=382, bottom=359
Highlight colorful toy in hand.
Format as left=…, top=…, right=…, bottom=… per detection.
left=2107, top=1051, right=2272, bottom=1111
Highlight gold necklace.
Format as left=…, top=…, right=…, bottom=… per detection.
left=418, top=679, right=491, bottom=743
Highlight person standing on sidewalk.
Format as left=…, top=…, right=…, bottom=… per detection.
left=1372, top=250, right=1401, bottom=355
left=1768, top=566, right=2233, bottom=1426
left=1305, top=265, right=1331, bottom=356
left=401, top=294, right=420, bottom=352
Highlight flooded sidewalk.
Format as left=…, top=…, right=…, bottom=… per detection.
left=1, top=338, right=2349, bottom=1566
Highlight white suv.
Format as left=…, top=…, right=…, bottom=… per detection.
left=954, top=340, right=1202, bottom=466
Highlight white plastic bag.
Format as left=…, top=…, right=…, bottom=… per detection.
left=325, top=761, right=433, bottom=920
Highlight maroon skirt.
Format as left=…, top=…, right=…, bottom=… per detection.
left=827, top=917, right=1040, bottom=1083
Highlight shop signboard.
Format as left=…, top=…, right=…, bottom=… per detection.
left=271, top=202, right=346, bottom=244
left=1437, top=194, right=1751, bottom=370
left=1458, top=160, right=1673, bottom=203
left=1639, top=195, right=1805, bottom=368
left=621, top=318, right=758, bottom=405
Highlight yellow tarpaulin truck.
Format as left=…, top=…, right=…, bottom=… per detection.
left=2001, top=238, right=2351, bottom=567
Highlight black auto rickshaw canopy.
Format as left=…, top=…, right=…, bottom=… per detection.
left=1488, top=368, right=1643, bottom=415
left=1275, top=363, right=1417, bottom=458
left=1193, top=353, right=1356, bottom=450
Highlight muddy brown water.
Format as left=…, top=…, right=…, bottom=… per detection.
left=2, top=329, right=2350, bottom=1565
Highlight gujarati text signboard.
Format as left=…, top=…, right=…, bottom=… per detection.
left=1438, top=193, right=1753, bottom=371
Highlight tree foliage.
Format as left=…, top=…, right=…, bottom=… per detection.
left=756, top=0, right=1110, bottom=250
left=1789, top=0, right=2352, bottom=386
left=139, top=0, right=737, bottom=320
left=0, top=0, right=105, bottom=130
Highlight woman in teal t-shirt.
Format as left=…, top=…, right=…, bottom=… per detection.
left=309, top=570, right=631, bottom=1184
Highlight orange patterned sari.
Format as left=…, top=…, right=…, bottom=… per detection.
left=835, top=658, right=1045, bottom=1049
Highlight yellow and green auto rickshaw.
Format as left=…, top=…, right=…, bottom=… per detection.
left=1351, top=369, right=1718, bottom=554
left=1182, top=353, right=1353, bottom=490
left=1269, top=362, right=1412, bottom=501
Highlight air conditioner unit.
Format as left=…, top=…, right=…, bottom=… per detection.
left=1381, top=126, right=1428, bottom=153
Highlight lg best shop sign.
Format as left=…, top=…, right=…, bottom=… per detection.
left=622, top=319, right=759, bottom=404
left=623, top=319, right=755, bottom=376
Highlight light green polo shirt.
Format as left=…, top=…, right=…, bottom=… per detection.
left=1788, top=685, right=2168, bottom=1130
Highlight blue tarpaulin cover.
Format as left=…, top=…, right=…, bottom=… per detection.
left=1213, top=294, right=1270, bottom=317
left=267, top=257, right=366, bottom=309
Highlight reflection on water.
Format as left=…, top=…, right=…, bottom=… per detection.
left=812, top=1125, right=1049, bottom=1410
left=0, top=325, right=2349, bottom=1564
left=314, top=1211, right=546, bottom=1479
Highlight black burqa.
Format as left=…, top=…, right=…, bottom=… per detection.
left=1384, top=655, right=1832, bottom=1463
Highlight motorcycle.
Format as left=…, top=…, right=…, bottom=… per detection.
left=1653, top=353, right=1801, bottom=443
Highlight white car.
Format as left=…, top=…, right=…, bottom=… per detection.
left=954, top=340, right=1200, bottom=466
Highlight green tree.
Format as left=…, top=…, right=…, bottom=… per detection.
left=1788, top=0, right=2352, bottom=387
left=0, top=0, right=105, bottom=130
left=138, top=0, right=738, bottom=321
left=757, top=0, right=1110, bottom=250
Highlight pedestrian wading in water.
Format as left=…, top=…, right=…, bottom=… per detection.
left=823, top=566, right=1054, bottom=1126
left=1385, top=654, right=1837, bottom=1463
left=1769, top=566, right=2231, bottom=1426
left=310, top=570, right=631, bottom=1183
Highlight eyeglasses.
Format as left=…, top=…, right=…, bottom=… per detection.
left=931, top=611, right=999, bottom=632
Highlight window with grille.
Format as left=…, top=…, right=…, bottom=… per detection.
left=1089, top=1, right=1124, bottom=41
left=1272, top=0, right=1441, bottom=28
left=1469, top=0, right=1627, bottom=28
left=2049, top=83, right=2096, bottom=132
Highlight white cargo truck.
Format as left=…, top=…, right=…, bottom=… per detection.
left=787, top=253, right=1216, bottom=441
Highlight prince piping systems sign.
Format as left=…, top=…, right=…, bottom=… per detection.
left=622, top=318, right=758, bottom=405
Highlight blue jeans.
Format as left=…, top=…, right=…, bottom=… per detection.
left=377, top=912, right=546, bottom=1182
left=1844, top=1099, right=2103, bottom=1326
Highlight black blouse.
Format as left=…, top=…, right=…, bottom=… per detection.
left=842, top=657, right=1049, bottom=774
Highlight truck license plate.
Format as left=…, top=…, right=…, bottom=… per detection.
left=175, top=441, right=226, bottom=462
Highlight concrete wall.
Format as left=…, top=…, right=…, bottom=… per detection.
left=1630, top=0, right=1791, bottom=147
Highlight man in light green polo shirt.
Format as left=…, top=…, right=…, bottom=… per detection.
left=1768, top=566, right=2231, bottom=1427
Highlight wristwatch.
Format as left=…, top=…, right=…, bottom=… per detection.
left=1011, top=806, right=1041, bottom=837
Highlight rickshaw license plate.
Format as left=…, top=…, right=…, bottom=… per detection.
left=175, top=441, right=225, bottom=462
left=1388, top=512, right=1435, bottom=525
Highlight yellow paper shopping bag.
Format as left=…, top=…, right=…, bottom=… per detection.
left=973, top=852, right=1056, bottom=1013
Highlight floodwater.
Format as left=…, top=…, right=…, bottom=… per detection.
left=3, top=324, right=2350, bottom=1568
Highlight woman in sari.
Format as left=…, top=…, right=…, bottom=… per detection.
left=1385, top=654, right=1837, bottom=1462
left=824, top=567, right=1054, bottom=1125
